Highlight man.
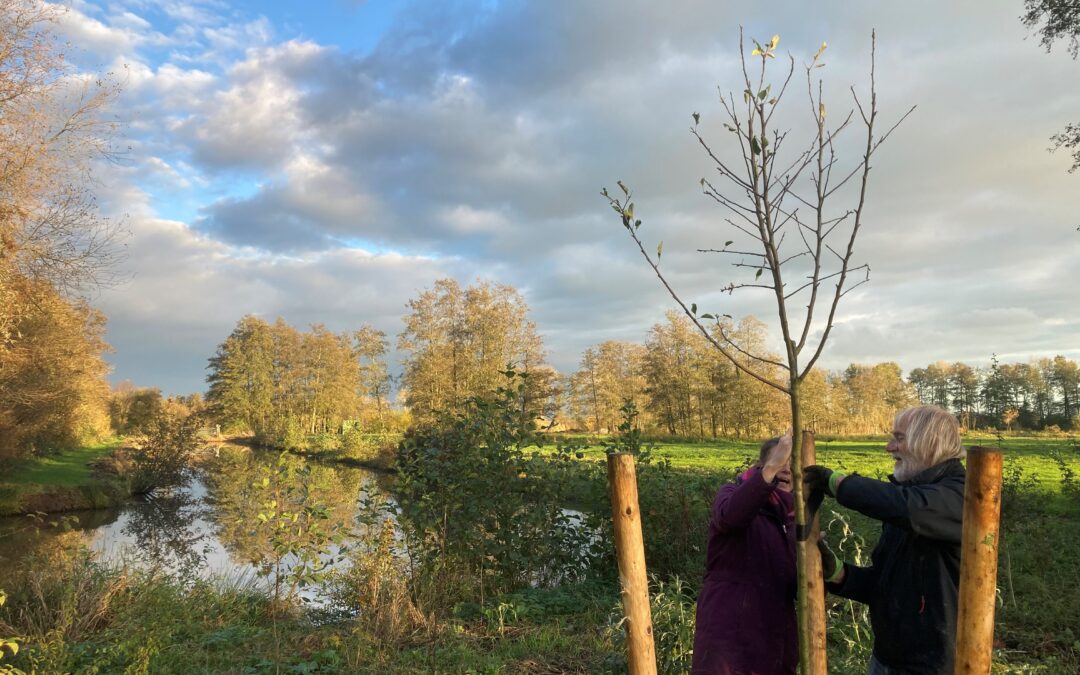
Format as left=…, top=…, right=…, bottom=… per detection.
left=804, top=405, right=966, bottom=675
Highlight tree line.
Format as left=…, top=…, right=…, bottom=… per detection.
left=206, top=278, right=1080, bottom=442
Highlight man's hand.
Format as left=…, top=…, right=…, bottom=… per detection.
left=761, top=430, right=792, bottom=483
left=804, top=464, right=847, bottom=497
left=804, top=464, right=847, bottom=523
left=804, top=464, right=833, bottom=496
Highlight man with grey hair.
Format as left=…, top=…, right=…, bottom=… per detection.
left=804, top=404, right=966, bottom=675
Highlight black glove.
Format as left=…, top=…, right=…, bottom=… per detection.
left=803, top=465, right=834, bottom=497
left=803, top=465, right=831, bottom=524
left=818, top=536, right=843, bottom=584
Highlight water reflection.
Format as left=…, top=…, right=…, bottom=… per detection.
left=0, top=450, right=393, bottom=606
left=116, top=486, right=211, bottom=577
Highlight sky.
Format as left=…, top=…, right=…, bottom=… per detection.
left=54, top=0, right=1080, bottom=395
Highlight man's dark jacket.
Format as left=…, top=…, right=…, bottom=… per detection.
left=827, top=458, right=966, bottom=675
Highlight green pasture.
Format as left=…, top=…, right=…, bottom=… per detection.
left=559, top=434, right=1080, bottom=490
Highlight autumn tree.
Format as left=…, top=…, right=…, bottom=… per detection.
left=353, top=326, right=392, bottom=424
left=109, top=381, right=164, bottom=434
left=298, top=325, right=359, bottom=434
left=841, top=363, right=916, bottom=434
left=0, top=0, right=123, bottom=292
left=0, top=1, right=122, bottom=458
left=1047, top=355, right=1079, bottom=424
left=604, top=31, right=912, bottom=670
left=207, top=317, right=386, bottom=444
left=568, top=340, right=646, bottom=433
left=0, top=275, right=111, bottom=457
left=397, top=278, right=546, bottom=422
left=207, top=315, right=275, bottom=437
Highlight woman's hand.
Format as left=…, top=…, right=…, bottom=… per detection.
left=761, top=430, right=792, bottom=483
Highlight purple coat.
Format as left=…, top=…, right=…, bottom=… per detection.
left=691, top=468, right=797, bottom=675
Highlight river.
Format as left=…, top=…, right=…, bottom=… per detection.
left=0, top=450, right=395, bottom=607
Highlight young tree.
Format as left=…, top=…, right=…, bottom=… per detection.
left=604, top=31, right=912, bottom=671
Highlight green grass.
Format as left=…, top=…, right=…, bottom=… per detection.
left=0, top=439, right=127, bottom=515
left=5, top=439, right=121, bottom=488
left=556, top=434, right=1080, bottom=492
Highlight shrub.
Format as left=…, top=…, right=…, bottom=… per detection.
left=602, top=576, right=696, bottom=674
left=309, top=432, right=341, bottom=453
left=395, top=372, right=596, bottom=610
left=128, top=410, right=200, bottom=494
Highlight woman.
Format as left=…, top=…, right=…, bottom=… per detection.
left=692, top=432, right=796, bottom=675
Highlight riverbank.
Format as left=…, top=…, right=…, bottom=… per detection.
left=0, top=440, right=130, bottom=516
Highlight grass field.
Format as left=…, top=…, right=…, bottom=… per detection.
left=0, top=439, right=125, bottom=515
left=4, top=439, right=121, bottom=487
left=561, top=433, right=1080, bottom=493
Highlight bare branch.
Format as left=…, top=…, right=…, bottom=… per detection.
left=784, top=264, right=869, bottom=301
left=714, top=320, right=788, bottom=369
left=601, top=187, right=789, bottom=393
left=697, top=248, right=766, bottom=257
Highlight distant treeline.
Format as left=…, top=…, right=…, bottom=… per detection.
left=203, top=279, right=1080, bottom=444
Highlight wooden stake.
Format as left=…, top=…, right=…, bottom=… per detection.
left=955, top=446, right=1003, bottom=675
left=800, top=431, right=828, bottom=675
left=607, top=453, right=657, bottom=675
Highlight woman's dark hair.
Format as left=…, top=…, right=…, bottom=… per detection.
left=755, top=436, right=782, bottom=468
